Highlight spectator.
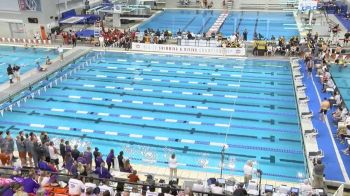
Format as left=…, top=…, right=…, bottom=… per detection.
left=118, top=151, right=124, bottom=171
left=64, top=152, right=74, bottom=173
left=12, top=64, right=20, bottom=82
left=59, top=139, right=66, bottom=161
left=93, top=147, right=99, bottom=166
left=128, top=170, right=140, bottom=183
left=72, top=145, right=80, bottom=161
left=106, top=149, right=115, bottom=171
left=4, top=131, right=14, bottom=165
left=16, top=132, right=26, bottom=166
left=65, top=141, right=72, bottom=153
left=95, top=162, right=112, bottom=179
left=48, top=141, right=59, bottom=167
left=68, top=174, right=85, bottom=195
left=123, top=159, right=133, bottom=173
left=84, top=146, right=93, bottom=171
left=24, top=133, right=33, bottom=167
left=22, top=169, right=40, bottom=194
left=300, top=179, right=312, bottom=196
left=95, top=152, right=104, bottom=168
left=233, top=183, right=247, bottom=196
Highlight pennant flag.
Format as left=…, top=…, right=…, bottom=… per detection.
left=9, top=105, right=12, bottom=112
left=0, top=110, right=3, bottom=117
left=16, top=101, right=20, bottom=107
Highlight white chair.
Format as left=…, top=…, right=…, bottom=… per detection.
left=146, top=191, right=159, bottom=196
left=246, top=180, right=259, bottom=195
left=277, top=185, right=291, bottom=196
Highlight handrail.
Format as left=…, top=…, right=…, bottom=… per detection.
left=0, top=166, right=229, bottom=196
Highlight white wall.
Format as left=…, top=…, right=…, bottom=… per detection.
left=0, top=0, right=19, bottom=11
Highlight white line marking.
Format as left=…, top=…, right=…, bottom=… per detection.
left=92, top=97, right=103, bottom=101
left=155, top=136, right=169, bottom=141
left=224, top=95, right=238, bottom=99
left=30, top=124, right=45, bottom=128
left=162, top=90, right=172, bottom=93
left=69, top=95, right=81, bottom=99
left=160, top=70, right=169, bottom=73
left=51, top=108, right=64, bottom=112
left=117, top=59, right=127, bottom=62
left=97, top=113, right=109, bottom=116
left=84, top=84, right=95, bottom=88
left=189, top=121, right=202, bottom=125
left=132, top=101, right=143, bottom=104
left=220, top=108, right=235, bottom=112
left=120, top=114, right=132, bottom=118
left=105, top=131, right=118, bottom=135
left=142, top=117, right=154, bottom=120
left=58, top=126, right=70, bottom=131
left=165, top=119, right=178, bottom=123
left=153, top=102, right=164, bottom=106
left=143, top=89, right=153, bottom=92
left=130, top=134, right=143, bottom=138
left=81, top=129, right=94, bottom=133
left=124, top=87, right=134, bottom=91
left=182, top=92, right=193, bottom=95
left=175, top=104, right=186, bottom=108
left=112, top=99, right=122, bottom=102
left=203, top=93, right=213, bottom=97
left=105, top=86, right=115, bottom=89
left=76, top=110, right=88, bottom=114
left=170, top=80, right=180, bottom=83
left=189, top=81, right=199, bottom=84
left=181, top=139, right=195, bottom=144
left=209, top=142, right=226, bottom=147
left=96, top=75, right=107, bottom=78
left=215, top=123, right=230, bottom=128
left=196, top=106, right=208, bottom=110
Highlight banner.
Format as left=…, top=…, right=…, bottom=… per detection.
left=132, top=43, right=246, bottom=56
left=298, top=0, right=318, bottom=11
left=18, top=0, right=41, bottom=11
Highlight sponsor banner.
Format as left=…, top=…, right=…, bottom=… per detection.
left=18, top=0, right=41, bottom=11
left=132, top=43, right=246, bottom=56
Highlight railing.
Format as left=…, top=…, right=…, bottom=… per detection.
left=0, top=166, right=229, bottom=196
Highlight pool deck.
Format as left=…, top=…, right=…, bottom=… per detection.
left=0, top=46, right=90, bottom=104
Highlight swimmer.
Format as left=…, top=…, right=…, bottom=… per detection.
left=319, top=98, right=330, bottom=122
left=45, top=56, right=52, bottom=65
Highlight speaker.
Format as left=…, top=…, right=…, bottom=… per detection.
left=28, top=18, right=38, bottom=23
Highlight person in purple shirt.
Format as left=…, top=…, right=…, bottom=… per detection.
left=95, top=152, right=104, bottom=169
left=38, top=157, right=51, bottom=171
left=65, top=141, right=72, bottom=153
left=70, top=161, right=78, bottom=176
left=64, top=152, right=74, bottom=172
left=77, top=153, right=87, bottom=165
left=84, top=146, right=93, bottom=171
left=22, top=170, right=40, bottom=194
left=106, top=149, right=115, bottom=171
left=95, top=162, right=112, bottom=179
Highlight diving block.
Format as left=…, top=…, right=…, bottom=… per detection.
left=308, top=150, right=324, bottom=160
left=304, top=128, right=318, bottom=137
left=301, top=111, right=313, bottom=119
left=296, top=85, right=307, bottom=91
left=298, top=96, right=309, bottom=103
left=294, top=74, right=303, bottom=79
left=326, top=85, right=336, bottom=93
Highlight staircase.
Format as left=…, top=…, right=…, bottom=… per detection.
left=207, top=11, right=229, bottom=36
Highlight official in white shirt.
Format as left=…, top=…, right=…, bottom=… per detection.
left=243, top=160, right=256, bottom=185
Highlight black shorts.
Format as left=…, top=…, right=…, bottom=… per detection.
left=308, top=67, right=312, bottom=72
left=320, top=109, right=328, bottom=114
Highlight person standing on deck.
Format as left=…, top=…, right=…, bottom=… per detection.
left=169, top=153, right=177, bottom=180
left=319, top=98, right=330, bottom=122
left=7, top=64, right=13, bottom=84
left=243, top=29, right=248, bottom=41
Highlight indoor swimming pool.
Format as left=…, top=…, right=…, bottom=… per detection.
left=138, top=9, right=299, bottom=40
left=0, top=51, right=306, bottom=182
left=0, top=46, right=58, bottom=84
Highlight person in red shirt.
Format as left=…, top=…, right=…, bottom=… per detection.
left=128, top=170, right=140, bottom=183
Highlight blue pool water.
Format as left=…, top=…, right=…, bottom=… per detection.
left=330, top=66, right=350, bottom=105
left=138, top=9, right=299, bottom=40
left=0, top=52, right=306, bottom=182
left=0, top=46, right=58, bottom=84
